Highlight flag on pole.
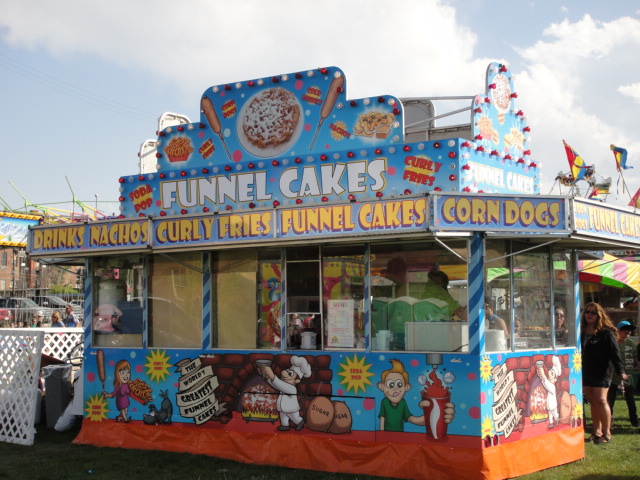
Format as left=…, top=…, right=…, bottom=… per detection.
left=629, top=187, right=640, bottom=209
left=611, top=144, right=632, bottom=171
left=563, top=140, right=592, bottom=183
left=588, top=187, right=603, bottom=202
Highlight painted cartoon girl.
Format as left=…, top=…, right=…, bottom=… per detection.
left=103, top=359, right=132, bottom=423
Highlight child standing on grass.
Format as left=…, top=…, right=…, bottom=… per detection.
left=607, top=320, right=638, bottom=428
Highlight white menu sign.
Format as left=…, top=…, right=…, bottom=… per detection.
left=327, top=299, right=354, bottom=348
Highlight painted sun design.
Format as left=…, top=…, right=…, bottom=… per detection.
left=480, top=355, right=493, bottom=382
left=481, top=415, right=495, bottom=438
left=572, top=350, right=582, bottom=373
left=145, top=349, right=173, bottom=382
left=85, top=393, right=109, bottom=422
left=337, top=354, right=375, bottom=394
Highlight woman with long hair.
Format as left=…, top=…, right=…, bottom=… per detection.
left=103, top=359, right=132, bottom=423
left=50, top=311, right=64, bottom=328
left=580, top=302, right=626, bottom=444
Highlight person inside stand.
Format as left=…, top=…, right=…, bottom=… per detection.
left=581, top=302, right=627, bottom=445
left=554, top=306, right=569, bottom=344
left=63, top=304, right=80, bottom=327
left=424, top=270, right=467, bottom=321
left=606, top=320, right=638, bottom=429
left=94, top=304, right=123, bottom=332
left=383, top=257, right=408, bottom=296
left=484, top=302, right=509, bottom=339
left=50, top=311, right=65, bottom=328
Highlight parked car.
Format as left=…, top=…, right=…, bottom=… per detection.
left=0, top=297, right=53, bottom=326
left=70, top=299, right=85, bottom=313
left=32, top=295, right=84, bottom=322
left=0, top=302, right=14, bottom=327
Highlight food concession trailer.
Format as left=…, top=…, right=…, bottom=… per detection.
left=28, top=63, right=640, bottom=480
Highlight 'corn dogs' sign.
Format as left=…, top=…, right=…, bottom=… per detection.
left=432, top=193, right=569, bottom=232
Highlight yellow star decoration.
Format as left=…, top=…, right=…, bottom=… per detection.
left=572, top=349, right=582, bottom=373
left=338, top=354, right=375, bottom=394
left=84, top=393, right=109, bottom=421
left=481, top=415, right=495, bottom=438
left=145, top=350, right=173, bottom=382
left=329, top=120, right=348, bottom=141
left=480, top=355, right=493, bottom=382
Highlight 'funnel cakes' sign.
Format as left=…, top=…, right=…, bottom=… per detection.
left=115, top=64, right=537, bottom=218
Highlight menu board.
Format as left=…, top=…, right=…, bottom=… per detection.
left=327, top=299, right=354, bottom=348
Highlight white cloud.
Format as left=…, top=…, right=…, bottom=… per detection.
left=2, top=2, right=640, bottom=208
left=618, top=83, right=640, bottom=103
left=514, top=14, right=640, bottom=201
left=0, top=0, right=492, bottom=98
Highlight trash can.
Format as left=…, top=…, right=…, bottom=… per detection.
left=42, top=364, right=73, bottom=428
left=33, top=388, right=42, bottom=425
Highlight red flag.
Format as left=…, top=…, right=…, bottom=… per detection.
left=629, top=188, right=640, bottom=208
left=588, top=187, right=603, bottom=202
left=563, top=140, right=591, bottom=183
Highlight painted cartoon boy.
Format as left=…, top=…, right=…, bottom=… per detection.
left=377, top=359, right=454, bottom=432
left=258, top=355, right=311, bottom=431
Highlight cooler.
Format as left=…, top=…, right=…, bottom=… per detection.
left=388, top=297, right=420, bottom=350
left=405, top=321, right=469, bottom=352
left=414, top=298, right=449, bottom=322
left=371, top=297, right=390, bottom=333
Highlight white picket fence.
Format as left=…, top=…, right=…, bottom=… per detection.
left=40, top=328, right=84, bottom=360
left=0, top=328, right=83, bottom=446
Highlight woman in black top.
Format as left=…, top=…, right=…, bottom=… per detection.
left=581, top=302, right=626, bottom=444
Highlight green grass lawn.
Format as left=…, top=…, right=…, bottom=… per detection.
left=1, top=396, right=639, bottom=480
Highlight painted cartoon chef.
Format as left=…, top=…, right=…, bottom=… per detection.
left=258, top=355, right=311, bottom=431
left=536, top=355, right=561, bottom=429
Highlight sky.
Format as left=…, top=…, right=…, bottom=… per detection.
left=1, top=0, right=640, bottom=217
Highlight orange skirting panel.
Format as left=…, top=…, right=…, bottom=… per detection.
left=481, top=427, right=584, bottom=479
left=74, top=422, right=584, bottom=480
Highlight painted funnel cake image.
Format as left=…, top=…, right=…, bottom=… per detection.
left=241, top=87, right=301, bottom=152
left=491, top=74, right=511, bottom=124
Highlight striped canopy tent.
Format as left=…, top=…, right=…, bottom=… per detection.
left=578, top=253, right=640, bottom=293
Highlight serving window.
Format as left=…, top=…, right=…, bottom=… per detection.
left=484, top=240, right=575, bottom=352
left=212, top=248, right=282, bottom=350
left=91, top=255, right=144, bottom=348
left=370, top=240, right=469, bottom=352
left=147, top=252, right=203, bottom=348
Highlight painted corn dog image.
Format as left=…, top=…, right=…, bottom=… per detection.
left=201, top=95, right=232, bottom=160
left=96, top=349, right=106, bottom=391
left=309, top=73, right=344, bottom=150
